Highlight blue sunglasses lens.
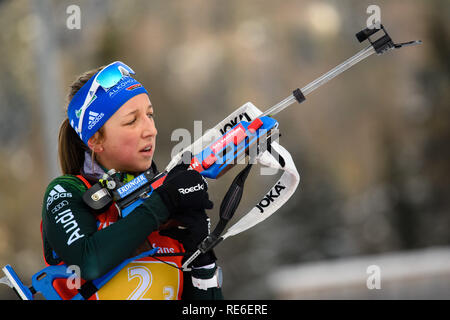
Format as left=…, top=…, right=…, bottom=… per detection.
left=95, top=62, right=135, bottom=89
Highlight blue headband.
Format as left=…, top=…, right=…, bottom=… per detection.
left=67, top=68, right=148, bottom=145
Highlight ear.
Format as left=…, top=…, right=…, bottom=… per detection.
left=87, top=132, right=104, bottom=153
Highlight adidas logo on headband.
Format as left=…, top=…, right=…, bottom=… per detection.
left=88, top=111, right=105, bottom=130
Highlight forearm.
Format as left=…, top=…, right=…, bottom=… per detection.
left=67, top=198, right=168, bottom=280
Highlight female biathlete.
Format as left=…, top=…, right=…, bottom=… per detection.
left=41, top=61, right=223, bottom=300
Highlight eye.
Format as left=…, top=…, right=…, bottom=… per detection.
left=126, top=117, right=137, bottom=125
left=147, top=112, right=154, bottom=119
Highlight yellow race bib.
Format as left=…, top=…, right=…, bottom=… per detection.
left=95, top=259, right=182, bottom=300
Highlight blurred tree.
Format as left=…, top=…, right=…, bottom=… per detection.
left=416, top=1, right=450, bottom=244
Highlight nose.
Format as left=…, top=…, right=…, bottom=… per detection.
left=142, top=114, right=157, bottom=138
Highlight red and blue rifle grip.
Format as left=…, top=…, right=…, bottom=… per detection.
left=189, top=116, right=278, bottom=179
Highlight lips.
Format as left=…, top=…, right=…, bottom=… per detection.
left=140, top=144, right=153, bottom=153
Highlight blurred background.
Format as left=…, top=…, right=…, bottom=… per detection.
left=0, top=0, right=449, bottom=299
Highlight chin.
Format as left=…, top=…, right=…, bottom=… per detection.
left=139, top=158, right=153, bottom=171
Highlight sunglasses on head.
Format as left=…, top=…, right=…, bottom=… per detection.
left=76, top=61, right=135, bottom=137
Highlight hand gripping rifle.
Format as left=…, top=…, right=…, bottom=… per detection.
left=1, top=24, right=421, bottom=299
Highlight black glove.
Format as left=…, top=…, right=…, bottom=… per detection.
left=160, top=208, right=217, bottom=267
left=155, top=161, right=213, bottom=215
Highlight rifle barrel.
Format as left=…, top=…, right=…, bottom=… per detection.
left=261, top=45, right=376, bottom=117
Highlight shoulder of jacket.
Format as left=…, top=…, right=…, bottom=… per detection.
left=42, top=175, right=89, bottom=214
left=45, top=174, right=88, bottom=195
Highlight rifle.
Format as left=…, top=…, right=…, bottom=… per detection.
left=1, top=24, right=421, bottom=300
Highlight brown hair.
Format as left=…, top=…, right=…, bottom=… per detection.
left=58, top=66, right=105, bottom=175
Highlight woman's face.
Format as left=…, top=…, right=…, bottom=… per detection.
left=91, top=93, right=157, bottom=173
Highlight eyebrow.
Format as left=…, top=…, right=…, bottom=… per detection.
left=124, top=104, right=153, bottom=117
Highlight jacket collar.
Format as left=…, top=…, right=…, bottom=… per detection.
left=80, top=151, right=158, bottom=184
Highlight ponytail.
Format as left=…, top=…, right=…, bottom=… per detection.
left=58, top=118, right=88, bottom=174
left=58, top=66, right=104, bottom=175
